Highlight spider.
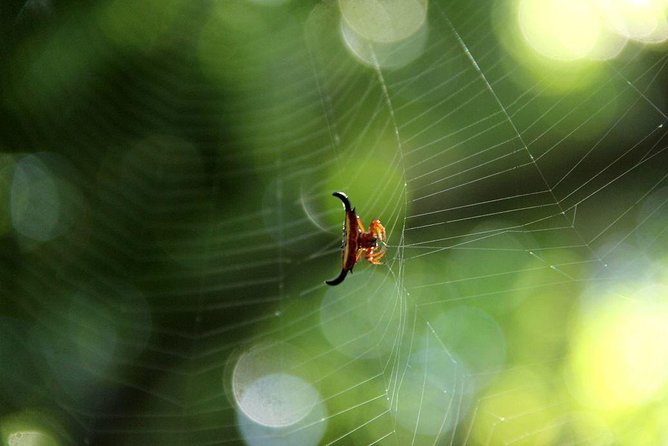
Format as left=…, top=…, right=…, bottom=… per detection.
left=325, top=191, right=387, bottom=286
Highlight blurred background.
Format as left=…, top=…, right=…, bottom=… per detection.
left=1, top=0, right=668, bottom=445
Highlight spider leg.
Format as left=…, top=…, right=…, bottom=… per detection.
left=367, top=220, right=387, bottom=263
left=370, top=249, right=386, bottom=263
left=364, top=247, right=375, bottom=264
left=369, top=219, right=386, bottom=244
left=355, top=248, right=365, bottom=263
left=357, top=217, right=366, bottom=233
left=365, top=246, right=385, bottom=265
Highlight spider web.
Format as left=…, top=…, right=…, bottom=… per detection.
left=1, top=0, right=668, bottom=445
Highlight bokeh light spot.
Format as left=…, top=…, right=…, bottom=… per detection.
left=598, top=0, right=668, bottom=43
left=518, top=0, right=602, bottom=61
left=340, top=15, right=428, bottom=69
left=34, top=282, right=151, bottom=404
left=231, top=343, right=326, bottom=445
left=392, top=343, right=473, bottom=438
left=7, top=430, right=58, bottom=446
left=569, top=292, right=668, bottom=411
left=338, top=0, right=428, bottom=44
left=238, top=373, right=318, bottom=427
left=552, top=411, right=613, bottom=445
left=11, top=155, right=61, bottom=241
left=470, top=369, right=556, bottom=445
left=320, top=269, right=400, bottom=359
left=237, top=396, right=327, bottom=446
left=1, top=412, right=62, bottom=446
left=430, top=306, right=506, bottom=385
left=231, top=343, right=319, bottom=426
left=10, top=154, right=83, bottom=243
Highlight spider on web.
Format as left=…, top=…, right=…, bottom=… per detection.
left=325, top=192, right=387, bottom=286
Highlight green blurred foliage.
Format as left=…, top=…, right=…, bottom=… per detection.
left=1, top=0, right=668, bottom=445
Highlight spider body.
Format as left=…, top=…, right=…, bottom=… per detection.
left=326, top=192, right=387, bottom=286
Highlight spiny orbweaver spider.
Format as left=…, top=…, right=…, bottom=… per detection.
left=326, top=192, right=387, bottom=286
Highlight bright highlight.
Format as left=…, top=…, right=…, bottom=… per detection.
left=230, top=343, right=327, bottom=446
left=518, top=0, right=668, bottom=63
left=340, top=17, right=428, bottom=69
left=469, top=369, right=556, bottom=445
left=570, top=294, right=668, bottom=411
left=598, top=0, right=668, bottom=43
left=518, top=0, right=602, bottom=61
left=7, top=430, right=58, bottom=446
left=338, top=0, right=428, bottom=44
left=337, top=0, right=429, bottom=68
left=237, top=373, right=318, bottom=427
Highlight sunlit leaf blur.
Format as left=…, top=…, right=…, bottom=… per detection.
left=1, top=0, right=667, bottom=445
